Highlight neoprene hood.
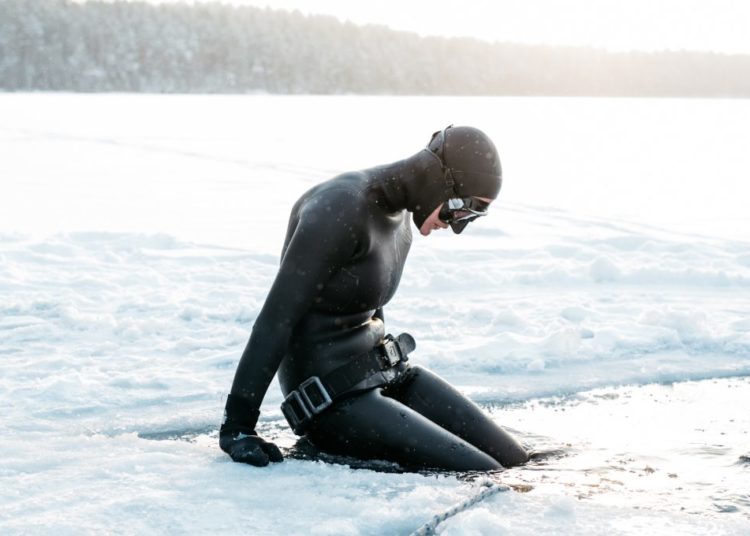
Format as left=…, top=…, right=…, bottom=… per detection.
left=411, top=125, right=503, bottom=230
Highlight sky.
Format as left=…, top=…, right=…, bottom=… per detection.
left=174, top=0, right=750, bottom=54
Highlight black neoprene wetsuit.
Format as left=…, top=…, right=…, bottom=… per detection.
left=230, top=169, right=411, bottom=410
left=227, top=133, right=529, bottom=470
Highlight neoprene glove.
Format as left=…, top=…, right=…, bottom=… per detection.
left=220, top=393, right=284, bottom=466
left=219, top=430, right=284, bottom=466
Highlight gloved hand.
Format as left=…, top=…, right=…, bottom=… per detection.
left=219, top=429, right=283, bottom=466
left=220, top=393, right=284, bottom=466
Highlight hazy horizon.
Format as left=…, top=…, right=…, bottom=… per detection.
left=5, top=0, right=749, bottom=97
left=154, top=0, right=750, bottom=55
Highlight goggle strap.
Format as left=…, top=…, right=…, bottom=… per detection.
left=444, top=168, right=455, bottom=190
left=420, top=148, right=457, bottom=197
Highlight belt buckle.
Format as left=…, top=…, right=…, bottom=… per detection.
left=281, top=377, right=333, bottom=435
left=299, top=376, right=333, bottom=415
left=382, top=339, right=402, bottom=367
left=281, top=391, right=312, bottom=434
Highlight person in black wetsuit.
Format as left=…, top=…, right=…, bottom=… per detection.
left=220, top=125, right=529, bottom=471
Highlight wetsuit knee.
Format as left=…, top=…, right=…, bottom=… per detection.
left=385, top=364, right=529, bottom=468
left=306, top=388, right=503, bottom=471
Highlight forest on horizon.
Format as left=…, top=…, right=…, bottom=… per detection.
left=1, top=0, right=749, bottom=97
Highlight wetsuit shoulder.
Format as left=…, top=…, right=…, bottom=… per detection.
left=229, top=177, right=368, bottom=406
left=295, top=172, right=370, bottom=210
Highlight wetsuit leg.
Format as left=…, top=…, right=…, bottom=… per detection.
left=384, top=366, right=529, bottom=467
left=307, top=388, right=503, bottom=471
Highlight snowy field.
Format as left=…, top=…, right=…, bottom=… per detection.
left=1, top=94, right=749, bottom=534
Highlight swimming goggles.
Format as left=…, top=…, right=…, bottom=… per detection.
left=439, top=197, right=489, bottom=234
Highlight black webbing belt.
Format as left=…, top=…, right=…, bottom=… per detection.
left=281, top=333, right=416, bottom=435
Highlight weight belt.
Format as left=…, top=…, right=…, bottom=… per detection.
left=281, top=333, right=416, bottom=434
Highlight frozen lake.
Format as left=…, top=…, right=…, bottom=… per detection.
left=1, top=94, right=749, bottom=534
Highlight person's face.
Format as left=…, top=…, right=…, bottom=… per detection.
left=418, top=196, right=493, bottom=236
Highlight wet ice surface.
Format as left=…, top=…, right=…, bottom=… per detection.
left=498, top=378, right=750, bottom=519
left=1, top=94, right=750, bottom=534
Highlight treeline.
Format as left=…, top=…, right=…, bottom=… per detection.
left=2, top=0, right=750, bottom=96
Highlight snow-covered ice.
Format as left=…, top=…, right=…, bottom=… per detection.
left=1, top=94, right=749, bottom=534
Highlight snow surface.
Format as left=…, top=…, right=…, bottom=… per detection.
left=1, top=94, right=749, bottom=534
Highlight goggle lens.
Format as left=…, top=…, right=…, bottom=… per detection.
left=438, top=198, right=489, bottom=234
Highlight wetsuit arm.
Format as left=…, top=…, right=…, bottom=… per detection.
left=229, top=189, right=362, bottom=413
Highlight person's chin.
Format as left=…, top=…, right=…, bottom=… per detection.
left=416, top=215, right=430, bottom=236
